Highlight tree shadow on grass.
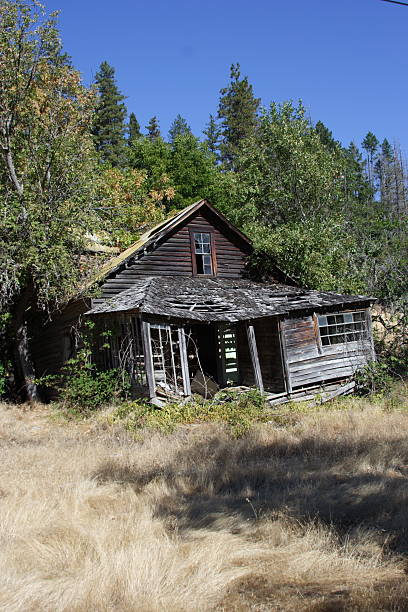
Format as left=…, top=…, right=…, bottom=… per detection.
left=93, top=431, right=408, bottom=552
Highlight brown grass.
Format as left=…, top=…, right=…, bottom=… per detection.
left=1, top=394, right=408, bottom=611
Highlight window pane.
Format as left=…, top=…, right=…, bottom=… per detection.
left=318, top=310, right=367, bottom=349
left=203, top=255, right=212, bottom=275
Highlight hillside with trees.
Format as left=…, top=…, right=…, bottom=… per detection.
left=0, top=0, right=407, bottom=401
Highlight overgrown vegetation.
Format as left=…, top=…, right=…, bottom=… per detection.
left=110, top=389, right=269, bottom=437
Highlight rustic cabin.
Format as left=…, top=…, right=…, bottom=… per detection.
left=33, top=199, right=376, bottom=405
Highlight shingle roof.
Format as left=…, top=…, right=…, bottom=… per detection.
left=86, top=276, right=374, bottom=322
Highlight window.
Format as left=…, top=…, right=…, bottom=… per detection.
left=192, top=232, right=214, bottom=275
left=318, top=311, right=367, bottom=346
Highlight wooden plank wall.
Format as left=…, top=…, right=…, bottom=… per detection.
left=282, top=312, right=372, bottom=389
left=30, top=298, right=90, bottom=378
left=253, top=318, right=285, bottom=393
left=236, top=318, right=285, bottom=393
left=99, top=212, right=249, bottom=300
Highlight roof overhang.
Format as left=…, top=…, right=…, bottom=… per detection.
left=86, top=277, right=375, bottom=323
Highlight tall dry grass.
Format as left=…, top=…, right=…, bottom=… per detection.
left=1, top=395, right=408, bottom=611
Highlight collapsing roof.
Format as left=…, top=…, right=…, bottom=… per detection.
left=87, top=277, right=374, bottom=322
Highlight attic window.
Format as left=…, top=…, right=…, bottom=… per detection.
left=191, top=231, right=216, bottom=276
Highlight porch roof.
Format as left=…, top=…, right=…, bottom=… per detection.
left=86, top=277, right=374, bottom=322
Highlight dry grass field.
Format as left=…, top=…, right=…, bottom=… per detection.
left=1, top=392, right=408, bottom=611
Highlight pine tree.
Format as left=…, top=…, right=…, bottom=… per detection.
left=315, top=120, right=339, bottom=151
left=92, top=61, right=127, bottom=166
left=203, top=114, right=221, bottom=156
left=362, top=132, right=379, bottom=188
left=217, top=63, right=260, bottom=170
left=168, top=114, right=191, bottom=143
left=146, top=116, right=161, bottom=141
left=128, top=112, right=141, bottom=145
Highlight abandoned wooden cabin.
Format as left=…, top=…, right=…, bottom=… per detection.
left=33, top=199, right=376, bottom=404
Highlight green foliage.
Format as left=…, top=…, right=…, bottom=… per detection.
left=92, top=61, right=127, bottom=167
left=111, top=389, right=269, bottom=437
left=146, top=116, right=161, bottom=141
left=168, top=114, right=191, bottom=143
left=246, top=217, right=364, bottom=292
left=203, top=114, right=221, bottom=157
left=128, top=112, right=141, bottom=145
left=218, top=63, right=260, bottom=170
left=354, top=360, right=396, bottom=396
left=39, top=322, right=130, bottom=413
left=0, top=0, right=98, bottom=314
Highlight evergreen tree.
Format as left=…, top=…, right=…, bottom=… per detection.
left=92, top=61, right=127, bottom=166
left=168, top=114, right=191, bottom=143
left=362, top=131, right=379, bottom=188
left=217, top=63, right=260, bottom=170
left=315, top=120, right=339, bottom=151
left=203, top=114, right=221, bottom=156
left=128, top=112, right=141, bottom=145
left=146, top=116, right=161, bottom=141
left=344, top=142, right=373, bottom=205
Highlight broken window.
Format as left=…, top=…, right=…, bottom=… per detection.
left=318, top=311, right=368, bottom=346
left=217, top=324, right=239, bottom=385
left=192, top=232, right=214, bottom=275
left=149, top=323, right=184, bottom=396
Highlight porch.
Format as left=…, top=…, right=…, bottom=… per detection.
left=92, top=314, right=287, bottom=403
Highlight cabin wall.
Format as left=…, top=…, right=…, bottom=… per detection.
left=99, top=211, right=250, bottom=300
left=236, top=318, right=285, bottom=393
left=281, top=310, right=372, bottom=389
left=31, top=298, right=90, bottom=381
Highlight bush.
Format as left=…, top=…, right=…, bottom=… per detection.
left=38, top=322, right=130, bottom=414
left=110, top=389, right=270, bottom=437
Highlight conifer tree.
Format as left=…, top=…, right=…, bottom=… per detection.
left=203, top=114, right=221, bottom=156
left=146, top=116, right=161, bottom=141
left=92, top=61, right=127, bottom=166
left=168, top=114, right=191, bottom=143
left=217, top=63, right=260, bottom=170
left=128, top=112, right=141, bottom=145
left=315, top=120, right=339, bottom=151
left=362, top=131, right=379, bottom=188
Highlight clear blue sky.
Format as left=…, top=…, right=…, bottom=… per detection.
left=46, top=0, right=408, bottom=154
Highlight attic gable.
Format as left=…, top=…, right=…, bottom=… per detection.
left=100, top=199, right=252, bottom=281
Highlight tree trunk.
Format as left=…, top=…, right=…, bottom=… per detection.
left=11, top=284, right=41, bottom=403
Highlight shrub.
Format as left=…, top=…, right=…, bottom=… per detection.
left=110, top=389, right=270, bottom=437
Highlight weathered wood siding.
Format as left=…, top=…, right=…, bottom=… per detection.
left=281, top=311, right=372, bottom=389
left=98, top=211, right=250, bottom=300
left=236, top=318, right=285, bottom=393
left=31, top=298, right=90, bottom=378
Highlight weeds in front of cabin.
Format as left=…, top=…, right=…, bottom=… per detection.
left=110, top=388, right=269, bottom=436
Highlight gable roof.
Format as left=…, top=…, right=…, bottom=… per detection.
left=94, top=199, right=252, bottom=283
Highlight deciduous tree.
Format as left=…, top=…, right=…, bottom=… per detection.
left=0, top=0, right=98, bottom=400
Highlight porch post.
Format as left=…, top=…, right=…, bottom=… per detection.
left=178, top=326, right=191, bottom=397
left=141, top=319, right=156, bottom=400
left=246, top=322, right=264, bottom=393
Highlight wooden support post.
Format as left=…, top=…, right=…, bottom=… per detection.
left=278, top=318, right=293, bottom=395
left=141, top=319, right=156, bottom=400
left=178, top=326, right=191, bottom=397
left=246, top=322, right=264, bottom=393
left=366, top=309, right=376, bottom=362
